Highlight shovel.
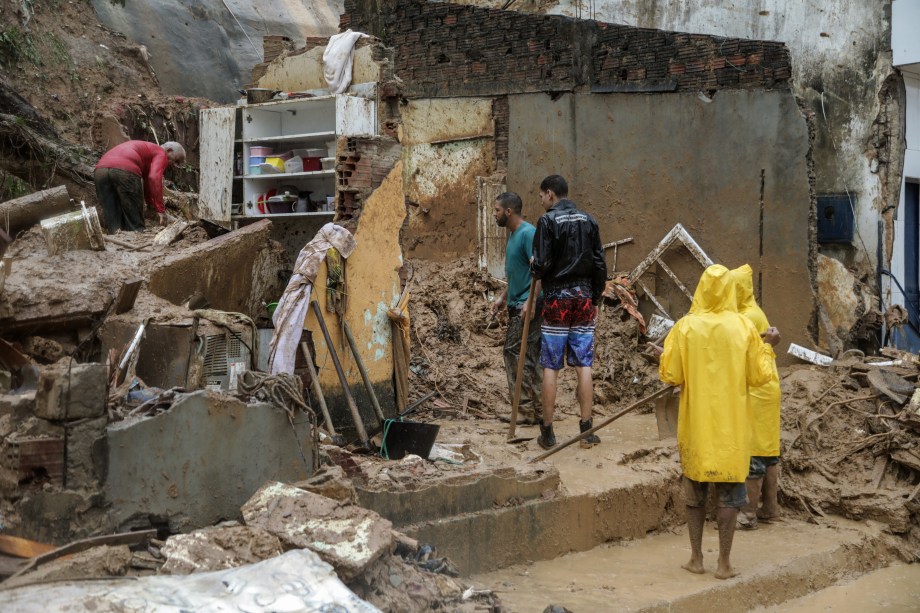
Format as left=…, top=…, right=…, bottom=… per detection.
left=508, top=279, right=538, bottom=444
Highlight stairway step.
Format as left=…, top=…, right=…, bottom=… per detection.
left=758, top=563, right=920, bottom=612
left=472, top=517, right=891, bottom=612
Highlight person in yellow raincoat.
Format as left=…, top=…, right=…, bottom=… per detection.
left=732, top=265, right=782, bottom=530
left=659, top=264, right=780, bottom=579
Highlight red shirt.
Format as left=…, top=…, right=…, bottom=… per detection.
left=96, top=141, right=168, bottom=213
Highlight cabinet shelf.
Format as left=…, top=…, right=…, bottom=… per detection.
left=240, top=170, right=335, bottom=180
left=232, top=212, right=335, bottom=220
left=242, top=131, right=336, bottom=144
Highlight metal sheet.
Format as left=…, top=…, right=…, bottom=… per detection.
left=198, top=107, right=237, bottom=226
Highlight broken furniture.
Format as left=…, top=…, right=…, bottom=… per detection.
left=628, top=223, right=714, bottom=320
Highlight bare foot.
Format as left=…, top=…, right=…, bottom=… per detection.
left=714, top=565, right=739, bottom=580
left=682, top=558, right=705, bottom=574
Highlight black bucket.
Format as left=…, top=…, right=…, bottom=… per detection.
left=380, top=419, right=440, bottom=460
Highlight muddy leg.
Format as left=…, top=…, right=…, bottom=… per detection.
left=574, top=365, right=593, bottom=421
left=541, top=368, right=558, bottom=426
left=739, top=477, right=762, bottom=528
left=683, top=506, right=705, bottom=574
left=760, top=464, right=779, bottom=518
left=715, top=507, right=740, bottom=579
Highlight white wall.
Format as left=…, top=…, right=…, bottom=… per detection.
left=893, top=0, right=920, bottom=67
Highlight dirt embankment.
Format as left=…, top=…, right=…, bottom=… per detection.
left=406, top=256, right=660, bottom=420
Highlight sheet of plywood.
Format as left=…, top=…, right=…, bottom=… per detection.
left=198, top=107, right=236, bottom=227
left=478, top=175, right=507, bottom=280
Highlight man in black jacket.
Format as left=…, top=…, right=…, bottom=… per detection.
left=531, top=175, right=607, bottom=450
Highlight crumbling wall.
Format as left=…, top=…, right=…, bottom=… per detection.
left=506, top=90, right=815, bottom=352
left=341, top=0, right=791, bottom=97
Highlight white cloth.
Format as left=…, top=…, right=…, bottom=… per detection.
left=323, top=29, right=366, bottom=94
left=269, top=223, right=356, bottom=375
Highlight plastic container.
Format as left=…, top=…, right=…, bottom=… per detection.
left=249, top=164, right=262, bottom=176
left=250, top=146, right=274, bottom=157
left=321, top=157, right=335, bottom=171
left=267, top=194, right=296, bottom=213
left=258, top=163, right=281, bottom=175
left=302, top=157, right=321, bottom=172
left=326, top=140, right=337, bottom=157
left=325, top=196, right=335, bottom=211
left=305, top=148, right=326, bottom=158
left=265, top=157, right=286, bottom=172
left=249, top=156, right=266, bottom=165
left=284, top=156, right=304, bottom=174
left=380, top=420, right=440, bottom=460
left=266, top=302, right=279, bottom=316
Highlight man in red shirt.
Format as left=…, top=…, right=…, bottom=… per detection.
left=94, top=140, right=186, bottom=232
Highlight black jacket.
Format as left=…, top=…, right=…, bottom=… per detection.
left=531, top=199, right=607, bottom=301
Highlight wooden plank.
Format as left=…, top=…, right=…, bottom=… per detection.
left=0, top=535, right=55, bottom=559
left=7, top=529, right=156, bottom=581
left=477, top=176, right=507, bottom=280
left=198, top=107, right=236, bottom=227
left=113, top=277, right=144, bottom=315
left=657, top=258, right=693, bottom=300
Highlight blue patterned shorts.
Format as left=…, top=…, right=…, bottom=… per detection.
left=540, top=286, right=596, bottom=370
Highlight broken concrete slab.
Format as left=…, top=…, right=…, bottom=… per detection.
left=1, top=544, right=131, bottom=588
left=293, top=464, right=358, bottom=504
left=159, top=524, right=283, bottom=575
left=34, top=362, right=107, bottom=420
left=105, top=391, right=313, bottom=533
left=0, top=185, right=71, bottom=236
left=147, top=219, right=286, bottom=320
left=242, top=481, right=394, bottom=581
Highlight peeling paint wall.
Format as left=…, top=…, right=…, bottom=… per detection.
left=526, top=0, right=895, bottom=280
left=305, top=162, right=406, bottom=430
left=257, top=45, right=385, bottom=92
left=399, top=98, right=497, bottom=260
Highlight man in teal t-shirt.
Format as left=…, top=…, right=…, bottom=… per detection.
left=490, top=192, right=542, bottom=425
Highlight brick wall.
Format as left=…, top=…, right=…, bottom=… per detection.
left=341, top=0, right=791, bottom=97
left=336, top=136, right=402, bottom=222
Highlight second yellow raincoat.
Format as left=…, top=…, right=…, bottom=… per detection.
left=659, top=265, right=776, bottom=482
left=732, top=265, right=781, bottom=457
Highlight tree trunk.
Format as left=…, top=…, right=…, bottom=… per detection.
left=0, top=185, right=71, bottom=235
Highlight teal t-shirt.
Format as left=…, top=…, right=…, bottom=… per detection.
left=505, top=221, right=536, bottom=308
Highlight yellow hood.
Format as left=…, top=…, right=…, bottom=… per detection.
left=689, top=264, right=737, bottom=314
left=731, top=264, right=770, bottom=334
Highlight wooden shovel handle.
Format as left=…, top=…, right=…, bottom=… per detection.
left=508, top=278, right=537, bottom=440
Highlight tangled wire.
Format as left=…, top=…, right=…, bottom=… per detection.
left=238, top=371, right=320, bottom=471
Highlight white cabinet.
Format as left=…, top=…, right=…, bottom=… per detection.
left=199, top=92, right=377, bottom=226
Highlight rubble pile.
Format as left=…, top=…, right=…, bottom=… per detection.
left=779, top=354, right=920, bottom=557
left=408, top=256, right=660, bottom=418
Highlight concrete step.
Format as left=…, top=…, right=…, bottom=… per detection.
left=396, top=414, right=684, bottom=575
left=757, top=563, right=920, bottom=612
left=471, top=517, right=894, bottom=612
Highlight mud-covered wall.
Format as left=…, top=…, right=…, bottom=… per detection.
left=507, top=90, right=814, bottom=350
left=517, top=0, right=897, bottom=280
left=91, top=0, right=342, bottom=102
left=304, top=162, right=405, bottom=433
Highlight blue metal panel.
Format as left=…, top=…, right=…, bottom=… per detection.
left=816, top=194, right=855, bottom=243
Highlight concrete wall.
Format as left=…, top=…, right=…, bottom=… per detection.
left=105, top=391, right=314, bottom=532
left=257, top=45, right=384, bottom=92
left=304, top=162, right=406, bottom=435
left=507, top=90, right=814, bottom=350
left=147, top=219, right=286, bottom=320
left=91, top=0, right=342, bottom=102
left=529, top=0, right=894, bottom=279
